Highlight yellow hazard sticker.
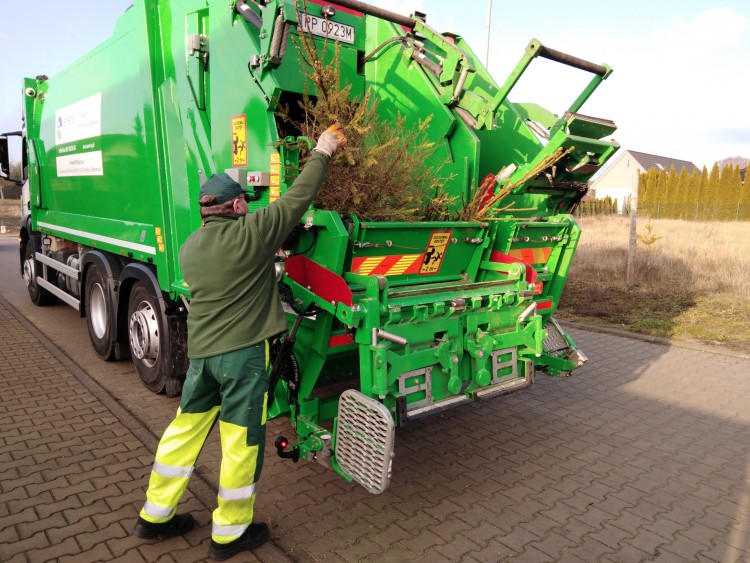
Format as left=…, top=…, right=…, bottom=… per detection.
left=269, top=152, right=281, bottom=202
left=420, top=230, right=451, bottom=274
left=231, top=115, right=247, bottom=167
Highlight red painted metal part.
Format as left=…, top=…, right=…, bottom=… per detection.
left=489, top=250, right=538, bottom=284
left=477, top=173, right=498, bottom=211
left=328, top=333, right=355, bottom=347
left=284, top=255, right=353, bottom=307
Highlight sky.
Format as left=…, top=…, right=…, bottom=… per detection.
left=1, top=0, right=748, bottom=169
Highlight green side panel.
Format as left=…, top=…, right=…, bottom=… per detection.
left=27, top=2, right=180, bottom=289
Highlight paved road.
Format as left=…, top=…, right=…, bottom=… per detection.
left=1, top=236, right=749, bottom=562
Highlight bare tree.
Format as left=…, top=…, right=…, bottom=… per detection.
left=716, top=156, right=749, bottom=169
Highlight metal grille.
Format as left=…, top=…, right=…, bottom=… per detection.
left=543, top=317, right=571, bottom=357
left=335, top=390, right=395, bottom=494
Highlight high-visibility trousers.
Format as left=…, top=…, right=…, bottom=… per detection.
left=139, top=342, right=269, bottom=544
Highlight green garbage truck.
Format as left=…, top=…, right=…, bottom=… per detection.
left=3, top=0, right=619, bottom=492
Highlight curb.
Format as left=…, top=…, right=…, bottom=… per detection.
left=558, top=318, right=750, bottom=360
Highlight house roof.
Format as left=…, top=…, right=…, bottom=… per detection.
left=589, top=149, right=700, bottom=189
left=627, top=150, right=698, bottom=175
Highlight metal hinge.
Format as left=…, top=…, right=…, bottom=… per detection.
left=189, top=34, right=209, bottom=70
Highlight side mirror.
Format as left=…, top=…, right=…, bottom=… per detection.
left=0, top=135, right=9, bottom=179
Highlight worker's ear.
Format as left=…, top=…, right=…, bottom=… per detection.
left=232, top=197, right=242, bottom=214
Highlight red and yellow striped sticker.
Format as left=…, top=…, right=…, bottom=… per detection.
left=351, top=254, right=423, bottom=276
left=508, top=247, right=552, bottom=264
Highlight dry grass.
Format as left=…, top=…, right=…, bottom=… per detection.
left=557, top=216, right=750, bottom=352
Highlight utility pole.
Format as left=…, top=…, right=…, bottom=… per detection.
left=485, top=0, right=493, bottom=67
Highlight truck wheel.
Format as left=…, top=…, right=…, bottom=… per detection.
left=22, top=238, right=57, bottom=306
left=85, top=265, right=116, bottom=361
left=127, top=282, right=166, bottom=393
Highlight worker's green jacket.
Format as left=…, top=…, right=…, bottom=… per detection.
left=179, top=152, right=329, bottom=358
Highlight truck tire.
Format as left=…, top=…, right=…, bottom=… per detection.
left=127, top=282, right=166, bottom=393
left=85, top=264, right=116, bottom=361
left=22, top=238, right=57, bottom=306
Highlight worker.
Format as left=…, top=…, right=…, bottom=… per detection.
left=132, top=123, right=346, bottom=560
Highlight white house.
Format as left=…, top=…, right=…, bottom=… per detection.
left=589, top=150, right=698, bottom=212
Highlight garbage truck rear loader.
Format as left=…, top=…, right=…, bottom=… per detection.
left=9, top=0, right=619, bottom=491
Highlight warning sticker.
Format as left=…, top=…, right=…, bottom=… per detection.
left=231, top=115, right=247, bottom=167
left=420, top=230, right=451, bottom=274
left=269, top=152, right=281, bottom=202
left=351, top=254, right=423, bottom=276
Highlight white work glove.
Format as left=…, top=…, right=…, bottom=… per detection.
left=313, top=122, right=347, bottom=157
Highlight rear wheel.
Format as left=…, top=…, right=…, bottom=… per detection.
left=22, top=237, right=57, bottom=306
left=127, top=282, right=166, bottom=393
left=85, top=264, right=116, bottom=360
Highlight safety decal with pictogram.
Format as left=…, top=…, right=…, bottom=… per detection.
left=420, top=230, right=451, bottom=274
left=231, top=115, right=247, bottom=167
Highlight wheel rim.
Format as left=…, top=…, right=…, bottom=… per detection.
left=89, top=282, right=108, bottom=339
left=129, top=299, right=159, bottom=368
left=23, top=257, right=35, bottom=288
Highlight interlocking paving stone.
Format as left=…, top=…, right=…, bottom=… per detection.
left=2, top=292, right=750, bottom=562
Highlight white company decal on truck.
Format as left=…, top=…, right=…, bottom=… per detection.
left=55, top=92, right=103, bottom=177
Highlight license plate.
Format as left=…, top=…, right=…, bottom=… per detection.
left=298, top=13, right=355, bottom=44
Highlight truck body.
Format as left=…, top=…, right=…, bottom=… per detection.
left=7, top=0, right=619, bottom=492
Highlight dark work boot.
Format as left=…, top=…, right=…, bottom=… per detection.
left=132, top=513, right=195, bottom=540
left=208, top=522, right=270, bottom=560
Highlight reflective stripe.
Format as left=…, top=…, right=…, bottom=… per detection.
left=143, top=500, right=175, bottom=519
left=219, top=483, right=257, bottom=501
left=37, top=221, right=156, bottom=255
left=153, top=461, right=194, bottom=479
left=212, top=522, right=248, bottom=539
left=262, top=340, right=269, bottom=426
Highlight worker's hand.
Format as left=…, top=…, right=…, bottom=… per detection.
left=313, top=122, right=347, bottom=157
